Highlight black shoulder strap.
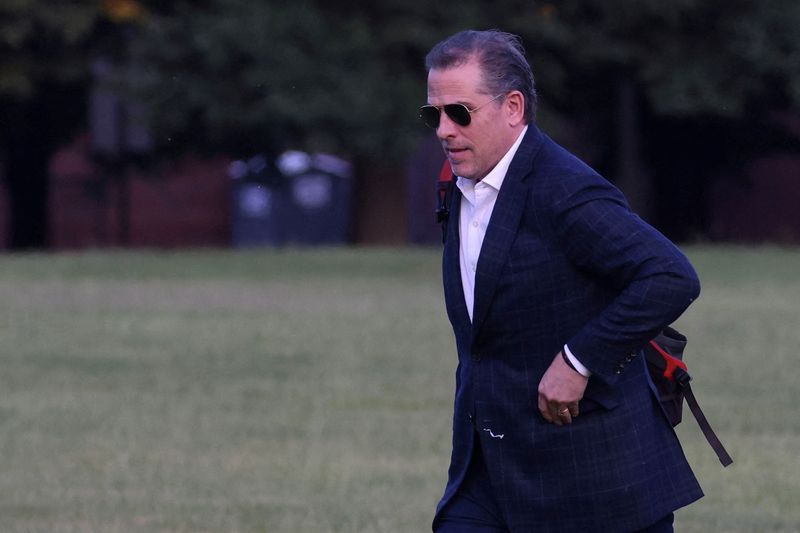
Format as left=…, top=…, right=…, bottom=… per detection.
left=683, top=384, right=734, bottom=466
left=436, top=177, right=454, bottom=223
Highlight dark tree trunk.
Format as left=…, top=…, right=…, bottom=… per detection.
left=4, top=102, right=52, bottom=249
left=1, top=83, right=86, bottom=249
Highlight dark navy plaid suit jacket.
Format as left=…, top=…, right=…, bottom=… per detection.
left=435, top=125, right=703, bottom=532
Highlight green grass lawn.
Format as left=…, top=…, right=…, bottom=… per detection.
left=0, top=246, right=798, bottom=532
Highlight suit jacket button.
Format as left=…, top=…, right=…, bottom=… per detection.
left=471, top=353, right=481, bottom=362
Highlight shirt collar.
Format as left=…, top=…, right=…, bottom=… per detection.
left=457, top=125, right=528, bottom=194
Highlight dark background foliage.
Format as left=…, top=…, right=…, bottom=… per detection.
left=2, top=0, right=800, bottom=246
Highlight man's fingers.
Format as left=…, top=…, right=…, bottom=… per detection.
left=538, top=394, right=553, bottom=423
left=554, top=404, right=571, bottom=425
left=541, top=396, right=572, bottom=426
left=537, top=351, right=589, bottom=426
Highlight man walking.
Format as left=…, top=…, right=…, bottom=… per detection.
left=422, top=30, right=702, bottom=532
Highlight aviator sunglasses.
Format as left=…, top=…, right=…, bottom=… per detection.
left=419, top=94, right=505, bottom=129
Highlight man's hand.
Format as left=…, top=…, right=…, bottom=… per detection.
left=538, top=352, right=589, bottom=425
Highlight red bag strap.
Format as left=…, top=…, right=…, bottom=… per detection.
left=648, top=338, right=688, bottom=381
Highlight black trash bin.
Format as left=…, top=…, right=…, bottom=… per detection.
left=277, top=151, right=353, bottom=245
left=230, top=155, right=288, bottom=246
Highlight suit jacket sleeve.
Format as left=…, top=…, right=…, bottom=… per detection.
left=552, top=173, right=700, bottom=385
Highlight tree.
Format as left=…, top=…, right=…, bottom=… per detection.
left=0, top=1, right=103, bottom=247
left=0, top=1, right=147, bottom=248
left=497, top=0, right=800, bottom=236
left=129, top=1, right=800, bottom=230
left=5, top=1, right=800, bottom=246
left=0, top=1, right=167, bottom=248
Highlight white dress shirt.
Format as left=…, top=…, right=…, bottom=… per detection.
left=456, top=125, right=591, bottom=377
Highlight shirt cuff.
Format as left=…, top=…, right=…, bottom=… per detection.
left=564, top=344, right=592, bottom=377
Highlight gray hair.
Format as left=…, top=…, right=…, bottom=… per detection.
left=425, top=29, right=537, bottom=122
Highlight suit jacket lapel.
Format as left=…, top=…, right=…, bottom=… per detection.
left=470, top=127, right=543, bottom=341
left=443, top=189, right=471, bottom=335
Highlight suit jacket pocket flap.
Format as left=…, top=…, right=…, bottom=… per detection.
left=579, top=382, right=621, bottom=413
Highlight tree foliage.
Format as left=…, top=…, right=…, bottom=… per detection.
left=124, top=1, right=800, bottom=163
left=1, top=1, right=799, bottom=246
left=523, top=0, right=800, bottom=117
left=2, top=0, right=799, bottom=159
left=127, top=1, right=458, bottom=158
left=0, top=0, right=99, bottom=98
left=3, top=0, right=799, bottom=165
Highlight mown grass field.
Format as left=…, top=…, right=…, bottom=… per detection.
left=0, top=246, right=798, bottom=532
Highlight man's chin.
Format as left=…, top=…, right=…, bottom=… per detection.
left=450, top=162, right=474, bottom=180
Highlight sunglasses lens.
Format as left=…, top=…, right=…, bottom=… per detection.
left=419, top=106, right=440, bottom=129
left=444, top=104, right=471, bottom=126
left=420, top=103, right=473, bottom=128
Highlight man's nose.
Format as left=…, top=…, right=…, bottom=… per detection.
left=436, top=112, right=458, bottom=139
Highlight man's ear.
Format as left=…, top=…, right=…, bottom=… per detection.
left=505, top=91, right=526, bottom=126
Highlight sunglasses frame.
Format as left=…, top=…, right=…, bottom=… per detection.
left=419, top=93, right=505, bottom=129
